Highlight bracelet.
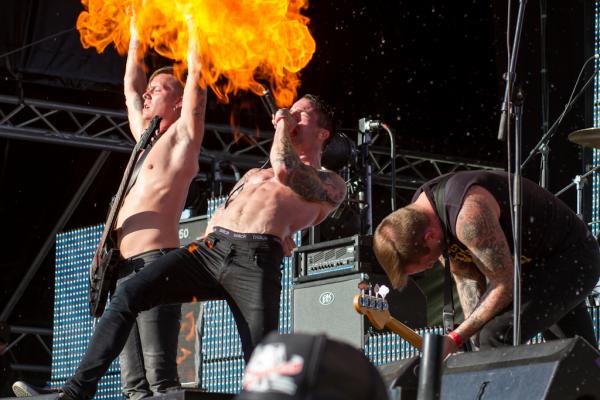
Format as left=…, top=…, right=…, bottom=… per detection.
left=274, top=112, right=292, bottom=126
left=274, top=114, right=287, bottom=125
left=448, top=331, right=464, bottom=348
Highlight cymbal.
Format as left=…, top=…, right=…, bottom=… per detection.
left=568, top=128, right=600, bottom=149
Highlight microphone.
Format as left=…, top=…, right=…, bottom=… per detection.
left=358, top=118, right=383, bottom=132
left=260, top=89, right=278, bottom=116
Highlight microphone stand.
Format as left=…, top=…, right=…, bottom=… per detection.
left=497, top=0, right=528, bottom=142
left=538, top=0, right=549, bottom=188
left=521, top=69, right=597, bottom=172
left=358, top=120, right=373, bottom=235
left=512, top=94, right=524, bottom=347
left=554, top=164, right=600, bottom=220
left=497, top=0, right=528, bottom=347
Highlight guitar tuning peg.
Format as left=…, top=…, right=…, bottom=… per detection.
left=379, top=284, right=390, bottom=301
left=357, top=280, right=369, bottom=296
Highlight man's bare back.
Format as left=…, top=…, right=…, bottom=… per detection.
left=116, top=125, right=200, bottom=258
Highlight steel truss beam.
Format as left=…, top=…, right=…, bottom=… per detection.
left=0, top=95, right=502, bottom=183
left=363, top=131, right=503, bottom=191
left=0, top=324, right=52, bottom=374
left=0, top=94, right=272, bottom=168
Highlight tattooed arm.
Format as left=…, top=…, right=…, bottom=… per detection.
left=270, top=109, right=346, bottom=219
left=450, top=258, right=486, bottom=320
left=451, top=185, right=513, bottom=343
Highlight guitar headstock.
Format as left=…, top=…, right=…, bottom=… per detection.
left=353, top=293, right=392, bottom=330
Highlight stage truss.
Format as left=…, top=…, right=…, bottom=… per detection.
left=0, top=94, right=502, bottom=186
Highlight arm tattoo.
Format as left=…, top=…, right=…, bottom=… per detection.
left=451, top=258, right=486, bottom=319
left=274, top=137, right=302, bottom=170
left=456, top=198, right=508, bottom=274
left=454, top=275, right=485, bottom=318
left=274, top=134, right=344, bottom=206
left=451, top=191, right=514, bottom=339
left=286, top=168, right=343, bottom=206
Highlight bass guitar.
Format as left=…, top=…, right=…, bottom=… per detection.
left=88, top=116, right=161, bottom=317
left=353, top=292, right=423, bottom=350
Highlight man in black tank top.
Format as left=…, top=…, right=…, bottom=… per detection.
left=373, top=170, right=600, bottom=359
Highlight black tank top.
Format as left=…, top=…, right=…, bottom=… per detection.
left=412, top=171, right=587, bottom=263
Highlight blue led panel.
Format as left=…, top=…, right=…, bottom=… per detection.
left=51, top=225, right=121, bottom=399
left=593, top=1, right=600, bottom=237
left=592, top=0, right=600, bottom=305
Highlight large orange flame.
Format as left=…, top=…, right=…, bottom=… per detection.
left=76, top=0, right=316, bottom=106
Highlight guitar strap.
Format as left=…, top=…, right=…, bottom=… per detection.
left=107, top=134, right=159, bottom=211
left=429, top=174, right=455, bottom=334
left=125, top=134, right=159, bottom=196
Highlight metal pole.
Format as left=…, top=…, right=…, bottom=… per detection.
left=512, top=100, right=523, bottom=346
left=9, top=364, right=52, bottom=373
left=0, top=151, right=110, bottom=322
left=10, top=325, right=53, bottom=336
left=358, top=128, right=373, bottom=235
left=497, top=0, right=529, bottom=141
left=538, top=0, right=549, bottom=188
left=416, top=333, right=443, bottom=400
left=574, top=175, right=584, bottom=220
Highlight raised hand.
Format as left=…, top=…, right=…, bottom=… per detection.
left=272, top=108, right=298, bottom=132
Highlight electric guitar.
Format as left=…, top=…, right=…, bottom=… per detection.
left=88, top=116, right=161, bottom=317
left=353, top=293, right=423, bottom=350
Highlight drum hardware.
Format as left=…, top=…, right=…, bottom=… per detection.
left=567, top=128, right=600, bottom=149
left=555, top=163, right=600, bottom=220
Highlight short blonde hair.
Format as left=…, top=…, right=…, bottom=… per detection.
left=373, top=207, right=430, bottom=289
left=148, top=66, right=184, bottom=96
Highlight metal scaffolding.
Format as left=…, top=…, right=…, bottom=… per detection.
left=0, top=94, right=501, bottom=183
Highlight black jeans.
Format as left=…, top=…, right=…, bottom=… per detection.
left=116, top=249, right=181, bottom=400
left=64, top=228, right=283, bottom=400
left=479, top=229, right=600, bottom=348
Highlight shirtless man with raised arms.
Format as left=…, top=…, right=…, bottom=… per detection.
left=12, top=14, right=207, bottom=400
left=110, top=13, right=207, bottom=400
left=51, top=92, right=345, bottom=400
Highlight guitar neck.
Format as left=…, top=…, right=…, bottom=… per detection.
left=386, top=318, right=423, bottom=350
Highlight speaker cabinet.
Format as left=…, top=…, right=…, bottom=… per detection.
left=292, top=273, right=426, bottom=348
left=440, top=337, right=600, bottom=400
left=379, top=356, right=420, bottom=400
left=147, top=388, right=234, bottom=400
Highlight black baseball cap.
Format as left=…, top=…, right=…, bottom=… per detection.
left=235, top=332, right=389, bottom=400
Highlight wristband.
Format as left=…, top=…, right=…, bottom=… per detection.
left=274, top=109, right=291, bottom=126
left=448, top=330, right=464, bottom=348
left=274, top=114, right=287, bottom=126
